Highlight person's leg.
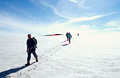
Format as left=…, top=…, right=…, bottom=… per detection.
left=26, top=51, right=31, bottom=65
left=32, top=50, right=38, bottom=62
left=69, top=38, right=71, bottom=44
left=67, top=37, right=68, bottom=41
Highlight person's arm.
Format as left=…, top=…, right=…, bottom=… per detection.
left=70, top=34, right=72, bottom=38
left=26, top=40, right=29, bottom=52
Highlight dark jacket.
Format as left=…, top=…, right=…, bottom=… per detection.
left=27, top=38, right=35, bottom=50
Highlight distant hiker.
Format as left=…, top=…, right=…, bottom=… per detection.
left=26, top=34, right=38, bottom=66
left=66, top=32, right=69, bottom=41
left=67, top=32, right=72, bottom=44
left=77, top=33, right=79, bottom=36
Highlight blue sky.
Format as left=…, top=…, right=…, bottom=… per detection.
left=0, top=0, right=120, bottom=36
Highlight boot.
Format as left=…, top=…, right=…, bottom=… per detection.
left=25, top=61, right=30, bottom=66
left=36, top=58, right=38, bottom=62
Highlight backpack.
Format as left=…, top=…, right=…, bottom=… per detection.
left=32, top=37, right=37, bottom=48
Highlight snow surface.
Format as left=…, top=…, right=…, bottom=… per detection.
left=0, top=34, right=120, bottom=78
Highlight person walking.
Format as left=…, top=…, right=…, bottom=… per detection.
left=67, top=32, right=72, bottom=44
left=66, top=32, right=69, bottom=41
left=77, top=33, right=79, bottom=36
left=26, top=34, right=38, bottom=66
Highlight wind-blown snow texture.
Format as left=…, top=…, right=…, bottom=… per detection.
left=0, top=34, right=120, bottom=78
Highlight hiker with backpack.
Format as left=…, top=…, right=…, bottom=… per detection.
left=26, top=34, right=38, bottom=66
left=67, top=32, right=72, bottom=44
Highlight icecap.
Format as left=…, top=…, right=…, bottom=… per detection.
left=0, top=33, right=120, bottom=78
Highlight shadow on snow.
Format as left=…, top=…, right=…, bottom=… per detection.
left=0, top=62, right=36, bottom=78
left=62, top=43, right=70, bottom=46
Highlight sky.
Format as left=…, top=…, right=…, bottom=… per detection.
left=0, top=0, right=120, bottom=36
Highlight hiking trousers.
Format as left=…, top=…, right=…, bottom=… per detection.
left=27, top=49, right=38, bottom=62
left=68, top=38, right=71, bottom=43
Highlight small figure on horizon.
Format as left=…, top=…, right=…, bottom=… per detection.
left=26, top=34, right=38, bottom=66
left=77, top=33, right=79, bottom=36
left=67, top=32, right=72, bottom=44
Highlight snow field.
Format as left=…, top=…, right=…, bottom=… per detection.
left=0, top=34, right=120, bottom=78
